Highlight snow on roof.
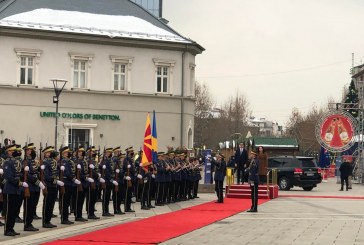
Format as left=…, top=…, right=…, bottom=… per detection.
left=0, top=8, right=190, bottom=43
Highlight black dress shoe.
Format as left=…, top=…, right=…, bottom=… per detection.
left=51, top=214, right=58, bottom=218
left=15, top=217, right=23, bottom=223
left=247, top=209, right=257, bottom=212
left=155, top=203, right=164, bottom=206
left=61, top=220, right=74, bottom=225
left=125, top=209, right=135, bottom=212
left=141, top=206, right=150, bottom=210
left=75, top=217, right=88, bottom=222
left=147, top=205, right=155, bottom=208
left=33, top=215, right=41, bottom=220
left=88, top=215, right=100, bottom=220
left=102, top=212, right=114, bottom=217
left=0, top=221, right=4, bottom=226
left=24, top=226, right=39, bottom=232
left=114, top=210, right=125, bottom=215
left=4, top=231, right=16, bottom=236
left=11, top=230, right=20, bottom=235
left=43, top=223, right=57, bottom=228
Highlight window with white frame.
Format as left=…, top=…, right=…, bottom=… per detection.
left=153, top=59, right=175, bottom=94
left=69, top=53, right=93, bottom=89
left=157, top=66, right=169, bottom=93
left=15, top=49, right=42, bottom=86
left=110, top=56, right=133, bottom=92
left=113, top=63, right=126, bottom=91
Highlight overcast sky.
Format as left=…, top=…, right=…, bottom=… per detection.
left=164, top=0, right=364, bottom=125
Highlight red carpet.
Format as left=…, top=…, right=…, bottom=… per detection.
left=43, top=198, right=269, bottom=245
left=280, top=195, right=364, bottom=199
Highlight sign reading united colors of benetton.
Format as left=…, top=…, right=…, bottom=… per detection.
left=40, top=112, right=120, bottom=121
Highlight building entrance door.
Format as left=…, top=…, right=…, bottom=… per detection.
left=68, top=128, right=90, bottom=149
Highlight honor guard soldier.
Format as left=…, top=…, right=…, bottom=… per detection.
left=14, top=145, right=24, bottom=224
left=0, top=147, right=5, bottom=227
left=112, top=147, right=124, bottom=215
left=137, top=151, right=151, bottom=210
left=180, top=154, right=188, bottom=201
left=60, top=146, right=79, bottom=225
left=213, top=154, right=226, bottom=203
left=42, top=146, right=61, bottom=228
left=75, top=147, right=90, bottom=222
left=85, top=146, right=100, bottom=220
left=3, top=144, right=23, bottom=236
left=155, top=152, right=166, bottom=206
left=247, top=151, right=259, bottom=212
left=123, top=147, right=135, bottom=212
left=22, top=143, right=43, bottom=231
left=100, top=147, right=117, bottom=217
left=173, top=154, right=182, bottom=202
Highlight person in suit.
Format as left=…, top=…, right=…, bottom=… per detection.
left=213, top=154, right=226, bottom=203
left=247, top=151, right=260, bottom=212
left=234, top=143, right=248, bottom=184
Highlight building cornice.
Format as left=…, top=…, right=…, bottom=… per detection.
left=0, top=26, right=204, bottom=55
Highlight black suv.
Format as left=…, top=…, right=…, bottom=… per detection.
left=268, top=156, right=322, bottom=191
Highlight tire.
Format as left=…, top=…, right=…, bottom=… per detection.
left=278, top=177, right=290, bottom=190
left=302, top=186, right=314, bottom=191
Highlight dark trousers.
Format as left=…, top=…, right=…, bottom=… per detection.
left=4, top=194, right=21, bottom=233
left=112, top=186, right=123, bottom=212
left=43, top=187, right=57, bottom=224
left=86, top=186, right=98, bottom=216
left=124, top=181, right=133, bottom=211
left=102, top=184, right=112, bottom=214
left=340, top=176, right=349, bottom=190
left=33, top=191, right=40, bottom=216
left=76, top=189, right=85, bottom=218
left=193, top=180, right=199, bottom=198
left=23, top=192, right=36, bottom=227
left=250, top=183, right=258, bottom=211
left=174, top=181, right=181, bottom=201
left=16, top=192, right=23, bottom=218
left=141, top=182, right=149, bottom=207
left=61, top=186, right=75, bottom=222
left=236, top=167, right=243, bottom=184
left=215, top=180, right=223, bottom=202
left=155, top=182, right=164, bottom=204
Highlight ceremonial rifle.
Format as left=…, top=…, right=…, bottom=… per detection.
left=88, top=149, right=96, bottom=190
left=39, top=142, right=47, bottom=196
left=23, top=142, right=30, bottom=198
left=99, top=146, right=106, bottom=190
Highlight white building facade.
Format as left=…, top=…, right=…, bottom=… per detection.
left=0, top=0, right=204, bottom=150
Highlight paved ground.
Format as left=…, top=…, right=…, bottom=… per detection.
left=1, top=178, right=363, bottom=245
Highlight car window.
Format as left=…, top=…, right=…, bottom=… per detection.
left=268, top=159, right=282, bottom=168
left=298, top=159, right=316, bottom=168
left=281, top=158, right=297, bottom=168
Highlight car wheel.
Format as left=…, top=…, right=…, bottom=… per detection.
left=278, top=177, right=290, bottom=190
left=303, top=186, right=314, bottom=191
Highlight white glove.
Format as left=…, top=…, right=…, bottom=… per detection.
left=213, top=157, right=217, bottom=161
left=41, top=165, right=45, bottom=170
left=102, top=165, right=106, bottom=169
left=0, top=188, right=2, bottom=193
left=116, top=169, right=120, bottom=173
left=77, top=164, right=81, bottom=169
left=39, top=182, right=46, bottom=190
left=74, top=179, right=81, bottom=185
left=98, top=173, right=101, bottom=178
left=22, top=182, right=29, bottom=188
left=152, top=174, right=155, bottom=179
left=56, top=180, right=64, bottom=186
left=112, top=180, right=118, bottom=186
left=60, top=166, right=65, bottom=171
left=89, top=164, right=95, bottom=169
left=127, top=164, right=131, bottom=169
left=137, top=174, right=142, bottom=179
left=125, top=176, right=131, bottom=181
left=24, top=166, right=30, bottom=172
left=0, top=169, right=3, bottom=175
left=87, top=177, right=94, bottom=183
left=99, top=177, right=105, bottom=183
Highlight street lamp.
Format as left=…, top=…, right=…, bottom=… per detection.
left=52, top=79, right=67, bottom=151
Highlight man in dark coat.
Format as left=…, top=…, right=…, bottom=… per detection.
left=213, top=154, right=226, bottom=203
left=234, top=143, right=248, bottom=184
left=339, top=157, right=352, bottom=191
left=247, top=151, right=259, bottom=212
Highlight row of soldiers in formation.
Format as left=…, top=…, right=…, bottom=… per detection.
left=0, top=142, right=202, bottom=236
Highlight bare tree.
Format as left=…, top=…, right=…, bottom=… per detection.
left=194, top=81, right=214, bottom=147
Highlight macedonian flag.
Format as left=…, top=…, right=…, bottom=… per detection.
left=141, top=113, right=152, bottom=169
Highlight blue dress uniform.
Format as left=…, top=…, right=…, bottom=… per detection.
left=101, top=148, right=115, bottom=216
left=213, top=155, right=226, bottom=203
left=3, top=145, right=23, bottom=236
left=164, top=159, right=173, bottom=203
left=123, top=148, right=136, bottom=212
left=60, top=147, right=77, bottom=224
left=139, top=162, right=151, bottom=209
left=247, top=152, right=260, bottom=212
left=173, top=158, right=182, bottom=202
left=75, top=148, right=89, bottom=221
left=42, top=146, right=59, bottom=228
left=155, top=153, right=166, bottom=205
left=23, top=144, right=41, bottom=231
left=85, top=146, right=100, bottom=219
left=112, top=148, right=124, bottom=215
